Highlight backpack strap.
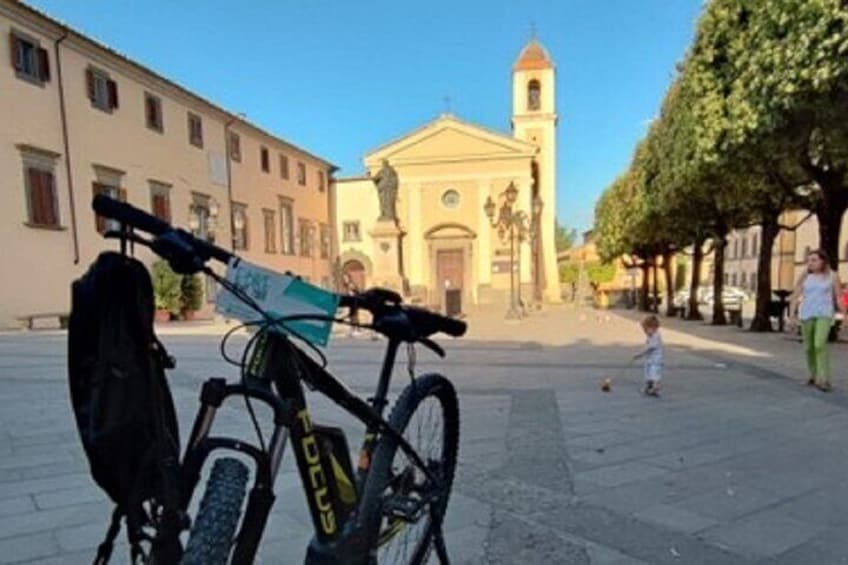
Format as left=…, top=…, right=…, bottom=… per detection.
left=93, top=506, right=124, bottom=565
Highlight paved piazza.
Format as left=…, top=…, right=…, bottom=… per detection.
left=2, top=307, right=848, bottom=563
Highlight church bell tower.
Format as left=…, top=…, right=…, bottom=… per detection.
left=512, top=38, right=560, bottom=302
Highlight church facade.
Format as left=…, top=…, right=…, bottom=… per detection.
left=333, top=39, right=561, bottom=313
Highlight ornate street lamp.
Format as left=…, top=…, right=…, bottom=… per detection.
left=484, top=181, right=526, bottom=319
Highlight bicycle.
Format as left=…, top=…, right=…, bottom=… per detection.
left=90, top=195, right=466, bottom=564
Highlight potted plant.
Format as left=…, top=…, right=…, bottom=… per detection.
left=151, top=260, right=181, bottom=322
left=180, top=274, right=204, bottom=321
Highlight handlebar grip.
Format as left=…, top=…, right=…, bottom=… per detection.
left=403, top=306, right=467, bottom=338
left=93, top=194, right=170, bottom=236
left=435, top=314, right=467, bottom=337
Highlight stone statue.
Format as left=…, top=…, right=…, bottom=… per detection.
left=372, top=159, right=399, bottom=222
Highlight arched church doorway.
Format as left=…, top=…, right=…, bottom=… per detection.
left=342, top=259, right=367, bottom=292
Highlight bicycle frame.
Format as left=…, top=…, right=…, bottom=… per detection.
left=176, top=330, right=438, bottom=564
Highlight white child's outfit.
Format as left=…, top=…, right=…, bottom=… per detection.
left=643, top=331, right=663, bottom=384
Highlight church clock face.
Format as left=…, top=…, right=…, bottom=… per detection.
left=441, top=189, right=460, bottom=208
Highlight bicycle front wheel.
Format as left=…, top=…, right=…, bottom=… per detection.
left=181, top=457, right=249, bottom=565
left=358, top=373, right=460, bottom=565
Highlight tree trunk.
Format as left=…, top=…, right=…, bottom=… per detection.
left=687, top=238, right=704, bottom=321
left=711, top=227, right=728, bottom=326
left=663, top=249, right=675, bottom=317
left=815, top=192, right=848, bottom=270
left=639, top=262, right=650, bottom=311
left=652, top=258, right=660, bottom=313
left=750, top=214, right=780, bottom=332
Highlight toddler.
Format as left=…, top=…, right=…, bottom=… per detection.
left=634, top=315, right=663, bottom=396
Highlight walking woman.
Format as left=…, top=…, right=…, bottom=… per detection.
left=790, top=249, right=846, bottom=391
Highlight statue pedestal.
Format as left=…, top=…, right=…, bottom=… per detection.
left=369, top=220, right=406, bottom=293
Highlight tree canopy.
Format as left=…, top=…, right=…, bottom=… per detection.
left=592, top=0, right=848, bottom=327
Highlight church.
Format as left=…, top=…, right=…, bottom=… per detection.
left=333, top=39, right=561, bottom=314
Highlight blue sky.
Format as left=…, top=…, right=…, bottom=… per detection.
left=28, top=0, right=702, bottom=232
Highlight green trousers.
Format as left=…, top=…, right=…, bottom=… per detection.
left=801, top=317, right=832, bottom=384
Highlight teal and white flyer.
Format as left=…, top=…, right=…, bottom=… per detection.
left=215, top=259, right=339, bottom=346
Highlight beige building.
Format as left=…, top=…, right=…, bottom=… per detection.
left=334, top=40, right=561, bottom=313
left=0, top=0, right=335, bottom=328
left=693, top=209, right=848, bottom=296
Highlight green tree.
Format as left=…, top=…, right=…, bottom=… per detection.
left=586, top=262, right=616, bottom=287
left=555, top=222, right=578, bottom=252
left=151, top=260, right=181, bottom=315
left=559, top=262, right=579, bottom=284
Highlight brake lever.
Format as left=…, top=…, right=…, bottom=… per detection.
left=419, top=338, right=445, bottom=358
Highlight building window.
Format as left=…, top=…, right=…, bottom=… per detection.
left=263, top=209, right=277, bottom=253
left=299, top=219, right=313, bottom=257
left=279, top=199, right=294, bottom=255
left=260, top=146, right=270, bottom=173
left=229, top=132, right=241, bottom=162
left=731, top=273, right=738, bottom=287
left=527, top=79, right=541, bottom=111
left=93, top=182, right=126, bottom=233
left=732, top=239, right=738, bottom=259
left=297, top=162, right=306, bottom=186
left=741, top=238, right=748, bottom=258
left=317, top=170, right=326, bottom=193
left=752, top=234, right=759, bottom=257
left=441, top=189, right=460, bottom=208
left=10, top=31, right=49, bottom=84
left=320, top=224, right=330, bottom=259
left=750, top=272, right=757, bottom=291
left=149, top=181, right=171, bottom=222
left=342, top=221, right=361, bottom=242
left=724, top=273, right=729, bottom=285
left=740, top=272, right=747, bottom=287
left=189, top=193, right=215, bottom=243
left=20, top=148, right=60, bottom=228
left=187, top=112, right=203, bottom=148
left=144, top=93, right=163, bottom=132
left=280, top=154, right=289, bottom=179
left=232, top=203, right=248, bottom=250
left=86, top=67, right=118, bottom=112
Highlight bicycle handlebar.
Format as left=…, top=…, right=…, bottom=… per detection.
left=93, top=195, right=233, bottom=264
left=92, top=195, right=467, bottom=339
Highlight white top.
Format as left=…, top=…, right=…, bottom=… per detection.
left=645, top=332, right=663, bottom=366
left=799, top=273, right=835, bottom=321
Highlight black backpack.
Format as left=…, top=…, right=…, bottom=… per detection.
left=68, top=252, right=181, bottom=563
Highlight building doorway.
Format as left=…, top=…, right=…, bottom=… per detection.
left=437, top=249, right=464, bottom=316
left=342, top=259, right=367, bottom=293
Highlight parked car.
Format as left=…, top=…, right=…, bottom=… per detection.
left=702, top=286, right=749, bottom=307
left=674, top=286, right=749, bottom=316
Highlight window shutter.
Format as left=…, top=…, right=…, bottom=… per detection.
left=10, top=34, right=20, bottom=71
left=118, top=187, right=127, bottom=202
left=27, top=168, right=44, bottom=224
left=37, top=47, right=49, bottom=81
left=108, top=80, right=119, bottom=109
left=92, top=183, right=107, bottom=233
left=85, top=69, right=95, bottom=101
left=41, top=171, right=57, bottom=226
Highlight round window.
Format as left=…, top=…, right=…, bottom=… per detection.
left=441, top=189, right=460, bottom=208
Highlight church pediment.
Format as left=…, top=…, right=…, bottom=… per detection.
left=365, top=115, right=537, bottom=167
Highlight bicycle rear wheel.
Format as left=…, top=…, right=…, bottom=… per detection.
left=358, top=373, right=459, bottom=565
left=181, top=457, right=249, bottom=565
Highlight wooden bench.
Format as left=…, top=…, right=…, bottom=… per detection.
left=17, top=312, right=70, bottom=330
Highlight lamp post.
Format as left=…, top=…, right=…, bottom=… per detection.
left=484, top=182, right=539, bottom=319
